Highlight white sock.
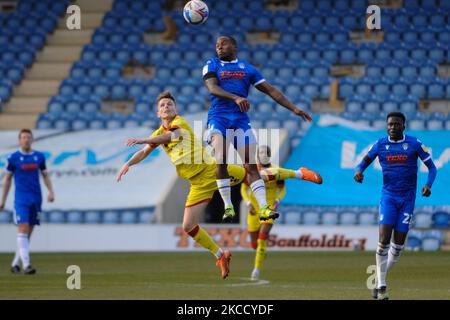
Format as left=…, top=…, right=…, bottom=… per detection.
left=376, top=242, right=389, bottom=288
left=295, top=170, right=303, bottom=179
left=17, top=233, right=30, bottom=269
left=217, top=179, right=233, bottom=208
left=387, top=242, right=404, bottom=272
left=12, top=249, right=21, bottom=267
left=214, top=248, right=223, bottom=259
left=250, top=179, right=268, bottom=208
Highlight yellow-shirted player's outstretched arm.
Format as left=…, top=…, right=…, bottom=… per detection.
left=116, top=144, right=156, bottom=182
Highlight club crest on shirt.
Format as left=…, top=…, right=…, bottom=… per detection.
left=385, top=145, right=389, bottom=150
left=402, top=143, right=408, bottom=150
left=238, top=62, right=245, bottom=69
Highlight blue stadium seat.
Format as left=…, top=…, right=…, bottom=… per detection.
left=284, top=211, right=301, bottom=224
left=409, top=119, right=425, bottom=130
left=427, top=119, right=443, bottom=130
left=358, top=211, right=376, bottom=225
left=302, top=211, right=321, bottom=225
left=54, top=119, right=71, bottom=131
left=84, top=211, right=101, bottom=224
left=406, top=230, right=422, bottom=251
left=103, top=211, right=120, bottom=224
left=48, top=211, right=65, bottom=223
left=321, top=211, right=339, bottom=225
left=339, top=45, right=357, bottom=64
left=413, top=211, right=433, bottom=228
left=138, top=210, right=154, bottom=223
left=428, top=80, right=445, bottom=99
left=0, top=211, right=11, bottom=223
left=340, top=211, right=357, bottom=225
left=409, top=81, right=427, bottom=99
left=366, top=65, right=382, bottom=78
left=432, top=211, right=450, bottom=228
left=355, top=82, right=371, bottom=96
left=72, top=118, right=88, bottom=130
left=422, top=230, right=442, bottom=251
left=67, top=211, right=83, bottom=224
left=120, top=210, right=138, bottom=224
left=339, top=77, right=357, bottom=99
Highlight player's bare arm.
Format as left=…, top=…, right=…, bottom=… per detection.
left=204, top=77, right=250, bottom=112
left=255, top=81, right=312, bottom=121
left=0, top=172, right=13, bottom=210
left=41, top=171, right=55, bottom=203
left=116, top=145, right=154, bottom=182
left=126, top=132, right=174, bottom=147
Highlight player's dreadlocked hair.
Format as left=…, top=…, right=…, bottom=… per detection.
left=156, top=91, right=176, bottom=104
left=386, top=112, right=406, bottom=124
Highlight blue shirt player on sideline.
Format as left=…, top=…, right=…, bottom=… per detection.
left=0, top=129, right=55, bottom=275
left=203, top=35, right=312, bottom=223
left=354, top=112, right=437, bottom=300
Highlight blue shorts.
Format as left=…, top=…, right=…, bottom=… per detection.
left=207, top=113, right=256, bottom=149
left=14, top=203, right=41, bottom=225
left=379, top=190, right=416, bottom=233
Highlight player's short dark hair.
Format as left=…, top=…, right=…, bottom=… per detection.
left=220, top=35, right=237, bottom=48
left=386, top=112, right=406, bottom=124
left=18, top=128, right=33, bottom=139
left=156, top=91, right=176, bottom=105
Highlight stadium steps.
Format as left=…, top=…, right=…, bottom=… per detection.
left=0, top=114, right=38, bottom=130
left=27, top=62, right=72, bottom=80
left=74, top=0, right=113, bottom=12
left=14, top=80, right=60, bottom=97
left=47, top=30, right=94, bottom=46
left=3, top=97, right=49, bottom=114
left=1, top=0, right=112, bottom=130
left=37, top=46, right=83, bottom=62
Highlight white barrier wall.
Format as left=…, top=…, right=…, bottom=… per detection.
left=0, top=128, right=176, bottom=211
left=0, top=224, right=378, bottom=252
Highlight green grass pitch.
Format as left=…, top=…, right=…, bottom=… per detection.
left=0, top=251, right=449, bottom=300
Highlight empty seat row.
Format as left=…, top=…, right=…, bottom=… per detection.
left=0, top=208, right=156, bottom=224
left=339, top=77, right=450, bottom=99
left=406, top=230, right=444, bottom=251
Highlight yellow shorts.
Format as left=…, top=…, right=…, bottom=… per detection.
left=247, top=210, right=274, bottom=233
left=185, top=164, right=246, bottom=207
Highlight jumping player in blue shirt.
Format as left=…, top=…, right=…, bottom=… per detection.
left=0, top=129, right=55, bottom=275
left=203, top=36, right=312, bottom=222
left=354, top=112, right=437, bottom=300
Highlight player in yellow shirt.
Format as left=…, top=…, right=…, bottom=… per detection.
left=241, top=145, right=323, bottom=280
left=115, top=91, right=300, bottom=280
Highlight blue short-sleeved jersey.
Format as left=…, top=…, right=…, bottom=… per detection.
left=7, top=150, right=46, bottom=206
left=202, top=58, right=265, bottom=117
left=366, top=135, right=431, bottom=194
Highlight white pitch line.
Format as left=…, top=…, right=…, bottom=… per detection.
left=226, top=277, right=270, bottom=287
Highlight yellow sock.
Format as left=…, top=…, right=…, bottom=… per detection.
left=277, top=168, right=297, bottom=180
left=255, top=238, right=267, bottom=270
left=264, top=167, right=296, bottom=180
left=188, top=225, right=222, bottom=259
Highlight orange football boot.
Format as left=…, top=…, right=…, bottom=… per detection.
left=216, top=250, right=232, bottom=279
